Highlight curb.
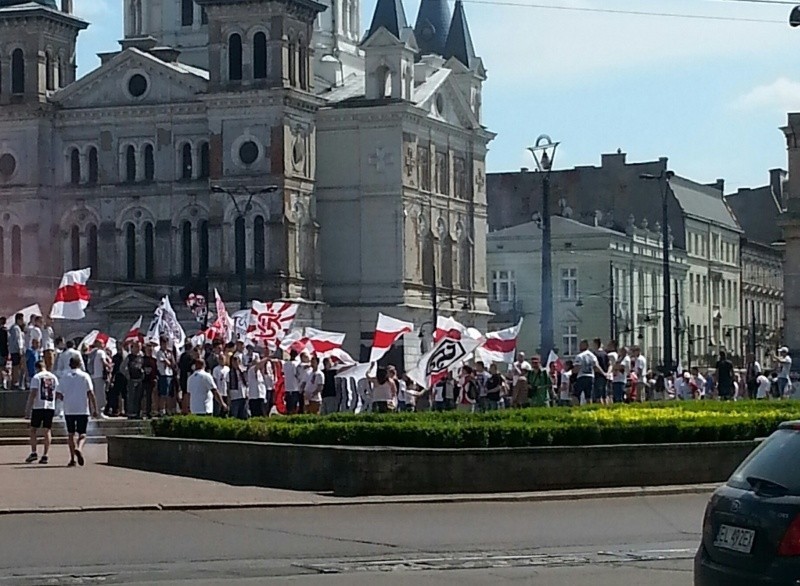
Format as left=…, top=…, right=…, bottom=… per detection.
left=0, top=484, right=718, bottom=516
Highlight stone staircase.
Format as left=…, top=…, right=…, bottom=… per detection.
left=0, top=418, right=150, bottom=446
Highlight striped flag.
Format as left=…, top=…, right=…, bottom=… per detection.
left=475, top=319, right=523, bottom=364
left=369, top=313, right=414, bottom=363
left=50, top=268, right=91, bottom=320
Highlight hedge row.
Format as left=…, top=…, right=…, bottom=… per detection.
left=150, top=401, right=800, bottom=448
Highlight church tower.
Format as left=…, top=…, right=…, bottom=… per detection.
left=313, top=0, right=363, bottom=90
left=361, top=0, right=417, bottom=100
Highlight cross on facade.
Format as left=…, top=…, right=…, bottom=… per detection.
left=475, top=167, right=485, bottom=192
left=369, top=146, right=394, bottom=173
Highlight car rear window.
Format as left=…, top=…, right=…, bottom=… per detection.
left=728, top=429, right=800, bottom=494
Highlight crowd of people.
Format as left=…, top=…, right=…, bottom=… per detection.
left=10, top=306, right=796, bottom=467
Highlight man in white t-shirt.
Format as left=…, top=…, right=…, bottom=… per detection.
left=283, top=350, right=302, bottom=414
left=187, top=359, right=225, bottom=415
left=775, top=347, right=792, bottom=397
left=611, top=347, right=631, bottom=403
left=572, top=339, right=604, bottom=405
left=57, top=356, right=97, bottom=467
left=24, top=359, right=59, bottom=465
left=756, top=372, right=772, bottom=399
left=631, top=346, right=648, bottom=401
left=300, top=356, right=323, bottom=414
left=41, top=317, right=55, bottom=352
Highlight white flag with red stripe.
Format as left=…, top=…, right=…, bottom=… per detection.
left=433, top=315, right=468, bottom=343
left=123, top=316, right=143, bottom=344
left=304, top=327, right=346, bottom=359
left=210, top=289, right=234, bottom=343
left=475, top=319, right=523, bottom=364
left=50, top=268, right=91, bottom=320
left=248, top=301, right=298, bottom=348
left=546, top=349, right=564, bottom=373
left=369, top=313, right=414, bottom=363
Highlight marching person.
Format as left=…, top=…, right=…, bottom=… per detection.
left=227, top=353, right=248, bottom=420
left=369, top=366, right=396, bottom=413
left=246, top=352, right=271, bottom=417
left=88, top=339, right=111, bottom=418
left=9, top=313, right=24, bottom=390
left=57, top=355, right=97, bottom=467
left=774, top=346, right=793, bottom=397
left=187, top=359, right=226, bottom=416
left=211, top=351, right=230, bottom=416
left=24, top=358, right=59, bottom=465
left=155, top=336, right=175, bottom=416
left=302, top=356, right=324, bottom=414
left=283, top=350, right=302, bottom=414
left=122, top=341, right=145, bottom=418
left=320, top=358, right=339, bottom=415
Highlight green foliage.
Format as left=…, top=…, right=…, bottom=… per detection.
left=150, top=401, right=800, bottom=449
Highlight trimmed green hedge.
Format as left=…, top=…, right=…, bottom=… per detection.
left=150, top=401, right=800, bottom=448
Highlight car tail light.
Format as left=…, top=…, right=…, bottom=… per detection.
left=778, top=514, right=800, bottom=556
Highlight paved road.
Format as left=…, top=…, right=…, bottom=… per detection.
left=0, top=494, right=705, bottom=585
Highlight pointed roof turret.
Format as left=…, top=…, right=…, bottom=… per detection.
left=414, top=0, right=451, bottom=57
left=443, top=0, right=477, bottom=68
left=364, top=0, right=409, bottom=42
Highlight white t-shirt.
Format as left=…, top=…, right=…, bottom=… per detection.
left=56, top=348, right=83, bottom=375
left=779, top=355, right=792, bottom=379
left=247, top=365, right=267, bottom=400
left=92, top=350, right=107, bottom=379
left=226, top=367, right=247, bottom=401
left=575, top=350, right=598, bottom=379
left=31, top=371, right=59, bottom=411
left=212, top=365, right=230, bottom=397
left=635, top=355, right=648, bottom=377
left=757, top=374, right=771, bottom=399
left=613, top=355, right=631, bottom=383
left=25, top=325, right=42, bottom=349
left=559, top=371, right=572, bottom=400
left=303, top=368, right=323, bottom=402
left=156, top=348, right=174, bottom=377
left=283, top=360, right=299, bottom=393
left=188, top=370, right=217, bottom=415
left=41, top=326, right=54, bottom=351
left=607, top=351, right=619, bottom=375
left=59, top=368, right=93, bottom=415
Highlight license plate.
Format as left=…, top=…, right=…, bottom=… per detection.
left=714, top=524, right=755, bottom=554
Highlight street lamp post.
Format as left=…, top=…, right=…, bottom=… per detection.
left=639, top=170, right=675, bottom=374
left=528, top=135, right=559, bottom=359
left=210, top=184, right=279, bottom=309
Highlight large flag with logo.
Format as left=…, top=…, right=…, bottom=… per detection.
left=50, top=268, right=91, bottom=320
left=248, top=301, right=298, bottom=348
left=408, top=335, right=482, bottom=388
left=145, top=296, right=186, bottom=347
left=369, top=313, right=414, bottom=364
left=475, top=319, right=523, bottom=365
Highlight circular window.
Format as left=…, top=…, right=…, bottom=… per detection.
left=239, top=141, right=259, bottom=165
left=0, top=154, right=16, bottom=179
left=435, top=94, right=445, bottom=115
left=128, top=74, right=148, bottom=98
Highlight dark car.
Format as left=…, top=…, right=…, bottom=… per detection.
left=695, top=421, right=800, bottom=585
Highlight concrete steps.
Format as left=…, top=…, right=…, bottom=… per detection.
left=0, top=418, right=150, bottom=446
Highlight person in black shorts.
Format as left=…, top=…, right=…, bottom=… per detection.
left=24, top=359, right=59, bottom=464
left=57, top=356, right=97, bottom=467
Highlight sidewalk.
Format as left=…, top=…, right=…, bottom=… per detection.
left=0, top=445, right=718, bottom=515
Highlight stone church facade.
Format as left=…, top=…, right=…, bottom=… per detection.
left=0, top=0, right=492, bottom=365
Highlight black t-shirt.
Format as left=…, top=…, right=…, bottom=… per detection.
left=487, top=373, right=504, bottom=400
left=127, top=353, right=144, bottom=380
left=322, top=369, right=337, bottom=398
left=0, top=328, right=9, bottom=356
left=592, top=349, right=609, bottom=373
left=142, top=355, right=158, bottom=383
left=716, top=360, right=735, bottom=387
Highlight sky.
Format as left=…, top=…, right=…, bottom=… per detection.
left=72, top=0, right=800, bottom=192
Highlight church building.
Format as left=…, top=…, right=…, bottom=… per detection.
left=0, top=0, right=493, bottom=365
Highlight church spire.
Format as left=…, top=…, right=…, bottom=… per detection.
left=364, top=0, right=409, bottom=42
left=413, top=0, right=451, bottom=57
left=443, top=0, right=477, bottom=68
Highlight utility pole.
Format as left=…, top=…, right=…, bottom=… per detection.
left=609, top=261, right=617, bottom=341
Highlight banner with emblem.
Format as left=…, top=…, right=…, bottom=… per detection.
left=408, top=335, right=482, bottom=388
left=248, top=301, right=298, bottom=349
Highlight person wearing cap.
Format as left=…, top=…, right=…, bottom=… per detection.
left=774, top=346, right=793, bottom=397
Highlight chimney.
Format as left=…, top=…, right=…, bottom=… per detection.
left=520, top=167, right=529, bottom=173
left=601, top=151, right=626, bottom=168
left=769, top=168, right=787, bottom=209
left=712, top=178, right=724, bottom=194
left=61, top=0, right=73, bottom=14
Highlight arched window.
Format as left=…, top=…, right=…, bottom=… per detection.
left=253, top=32, right=267, bottom=79
left=11, top=49, right=24, bottom=94
left=228, top=34, right=243, bottom=81
left=70, top=226, right=80, bottom=268
left=125, top=222, right=136, bottom=280
left=298, top=40, right=308, bottom=90
left=69, top=148, right=81, bottom=185
left=181, top=0, right=194, bottom=26
left=144, top=144, right=154, bottom=181
left=125, top=145, right=136, bottom=183
left=253, top=215, right=265, bottom=274
left=234, top=216, right=245, bottom=276
left=144, top=222, right=154, bottom=279
left=45, top=52, right=54, bottom=91
left=199, top=220, right=209, bottom=276
left=11, top=225, right=21, bottom=276
left=287, top=39, right=297, bottom=86
left=182, top=221, right=192, bottom=277
left=87, top=224, right=98, bottom=276
left=181, top=143, right=193, bottom=180
left=199, top=142, right=210, bottom=179
left=88, top=147, right=98, bottom=184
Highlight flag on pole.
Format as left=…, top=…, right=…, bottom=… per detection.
left=50, top=268, right=91, bottom=320
left=408, top=335, right=482, bottom=388
left=78, top=330, right=109, bottom=351
left=369, top=313, right=414, bottom=363
left=212, top=289, right=233, bottom=343
left=304, top=328, right=346, bottom=359
left=248, top=301, right=298, bottom=348
left=279, top=329, right=308, bottom=353
left=433, top=315, right=467, bottom=343
left=475, top=319, right=523, bottom=364
left=145, top=296, right=186, bottom=347
left=231, top=309, right=250, bottom=342
left=546, top=350, right=564, bottom=373
left=123, top=316, right=143, bottom=344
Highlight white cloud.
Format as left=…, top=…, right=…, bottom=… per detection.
left=731, top=78, right=800, bottom=112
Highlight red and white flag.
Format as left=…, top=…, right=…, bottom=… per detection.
left=546, top=350, right=564, bottom=373
left=79, top=330, right=110, bottom=350
left=211, top=289, right=233, bottom=343
left=123, top=316, right=143, bottom=344
left=369, top=313, right=414, bottom=363
left=279, top=329, right=309, bottom=353
left=475, top=319, right=523, bottom=364
left=408, top=335, right=482, bottom=388
left=249, top=301, right=298, bottom=348
left=434, top=315, right=467, bottom=343
left=304, top=327, right=346, bottom=359
left=50, top=268, right=91, bottom=320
